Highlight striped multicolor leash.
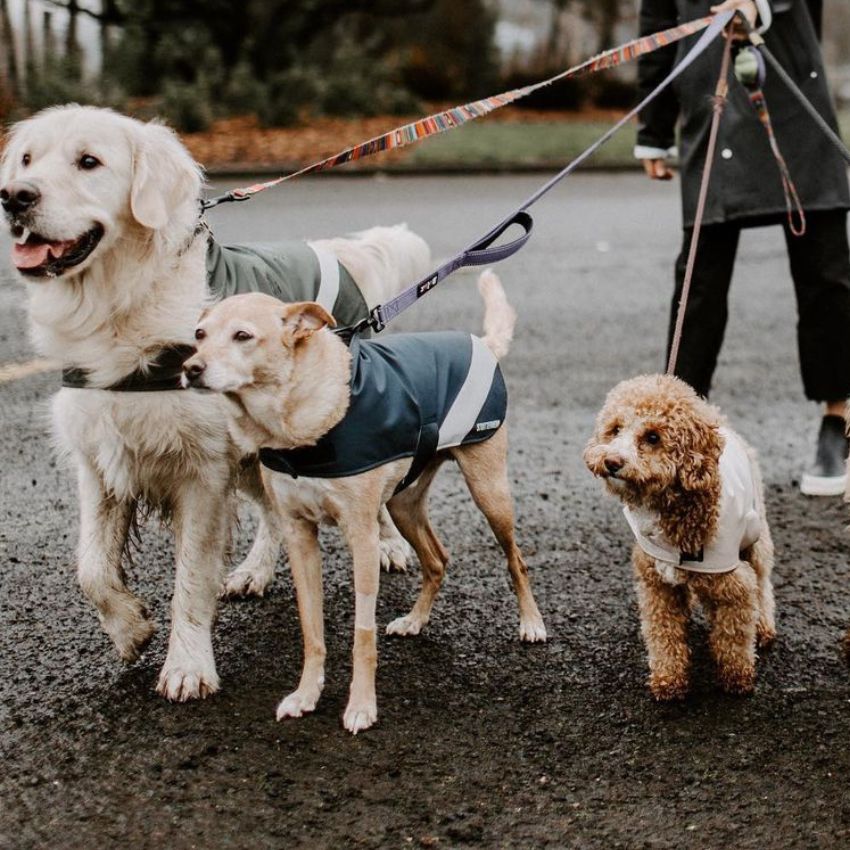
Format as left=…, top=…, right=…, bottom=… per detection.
left=201, top=14, right=716, bottom=210
left=342, top=10, right=735, bottom=338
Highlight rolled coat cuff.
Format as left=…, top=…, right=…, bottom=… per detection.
left=753, top=0, right=773, bottom=33
left=634, top=144, right=678, bottom=160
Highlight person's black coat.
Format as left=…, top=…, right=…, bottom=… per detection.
left=637, top=0, right=849, bottom=226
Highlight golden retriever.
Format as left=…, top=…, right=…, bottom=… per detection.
left=0, top=105, right=430, bottom=701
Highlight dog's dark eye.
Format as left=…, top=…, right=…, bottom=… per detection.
left=78, top=154, right=101, bottom=170
left=233, top=330, right=253, bottom=342
left=21, top=153, right=30, bottom=167
left=644, top=430, right=661, bottom=445
left=610, top=425, right=620, bottom=437
left=194, top=328, right=206, bottom=341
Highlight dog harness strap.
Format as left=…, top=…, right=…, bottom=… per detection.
left=623, top=429, right=762, bottom=574
left=396, top=422, right=440, bottom=494
left=61, top=344, right=196, bottom=391
left=259, top=332, right=506, bottom=491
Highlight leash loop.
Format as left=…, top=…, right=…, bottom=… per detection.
left=463, top=211, right=535, bottom=267
left=739, top=19, right=850, bottom=169
left=734, top=44, right=806, bottom=236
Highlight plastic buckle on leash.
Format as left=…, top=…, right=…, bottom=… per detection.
left=368, top=305, right=386, bottom=333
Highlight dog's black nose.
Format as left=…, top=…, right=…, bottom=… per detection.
left=604, top=456, right=624, bottom=474
left=0, top=181, right=41, bottom=215
left=184, top=361, right=205, bottom=385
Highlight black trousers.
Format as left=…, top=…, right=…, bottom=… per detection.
left=667, top=210, right=850, bottom=401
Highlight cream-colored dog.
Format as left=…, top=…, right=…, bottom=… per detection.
left=0, top=105, right=430, bottom=701
left=183, top=271, right=547, bottom=733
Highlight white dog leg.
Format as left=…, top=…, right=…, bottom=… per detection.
left=157, top=476, right=229, bottom=701
left=76, top=460, right=155, bottom=662
left=378, top=506, right=411, bottom=573
left=276, top=519, right=326, bottom=720
left=223, top=504, right=283, bottom=598
left=223, top=466, right=284, bottom=598
left=340, top=515, right=381, bottom=734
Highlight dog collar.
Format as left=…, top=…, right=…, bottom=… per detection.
left=61, top=344, right=196, bottom=391
left=60, top=229, right=368, bottom=392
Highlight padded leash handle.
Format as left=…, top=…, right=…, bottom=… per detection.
left=463, top=211, right=534, bottom=266
left=363, top=212, right=533, bottom=333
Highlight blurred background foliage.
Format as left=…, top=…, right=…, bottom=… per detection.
left=0, top=0, right=847, bottom=133
left=0, top=0, right=649, bottom=130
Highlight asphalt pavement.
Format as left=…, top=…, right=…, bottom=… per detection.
left=1, top=172, right=849, bottom=849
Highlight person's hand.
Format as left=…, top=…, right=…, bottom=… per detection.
left=642, top=158, right=675, bottom=181
left=710, top=0, right=758, bottom=37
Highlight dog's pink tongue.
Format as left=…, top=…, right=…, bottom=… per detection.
left=11, top=239, right=73, bottom=269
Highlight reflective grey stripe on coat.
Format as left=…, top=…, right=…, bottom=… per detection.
left=438, top=335, right=499, bottom=448
left=310, top=245, right=341, bottom=314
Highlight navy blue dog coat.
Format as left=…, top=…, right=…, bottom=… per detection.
left=259, top=332, right=506, bottom=492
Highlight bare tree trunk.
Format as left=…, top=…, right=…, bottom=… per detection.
left=545, top=0, right=569, bottom=70
left=23, top=0, right=36, bottom=97
left=0, top=0, right=20, bottom=103
left=65, top=1, right=82, bottom=79
left=595, top=0, right=622, bottom=52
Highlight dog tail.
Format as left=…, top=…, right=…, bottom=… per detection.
left=478, top=269, right=515, bottom=360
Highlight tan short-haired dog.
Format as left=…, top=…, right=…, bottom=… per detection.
left=183, top=271, right=546, bottom=733
left=584, top=374, right=776, bottom=701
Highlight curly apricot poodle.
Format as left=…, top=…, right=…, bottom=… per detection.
left=584, top=374, right=776, bottom=700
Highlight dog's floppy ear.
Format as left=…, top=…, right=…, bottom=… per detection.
left=0, top=121, right=24, bottom=187
left=280, top=301, right=336, bottom=344
left=131, top=121, right=202, bottom=230
left=677, top=415, right=722, bottom=492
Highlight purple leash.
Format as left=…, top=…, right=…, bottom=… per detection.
left=351, top=9, right=735, bottom=336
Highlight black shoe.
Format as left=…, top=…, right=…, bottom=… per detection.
left=800, top=414, right=849, bottom=496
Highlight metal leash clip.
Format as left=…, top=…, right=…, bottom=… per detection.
left=200, top=190, right=253, bottom=211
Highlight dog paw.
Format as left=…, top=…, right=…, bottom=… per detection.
left=386, top=614, right=425, bottom=637
left=519, top=616, right=548, bottom=643
left=342, top=699, right=378, bottom=735
left=156, top=664, right=220, bottom=702
left=100, top=598, right=156, bottom=663
left=717, top=667, right=755, bottom=696
left=379, top=536, right=411, bottom=573
left=649, top=674, right=690, bottom=702
left=756, top=624, right=777, bottom=649
left=276, top=686, right=322, bottom=720
left=221, top=567, right=273, bottom=599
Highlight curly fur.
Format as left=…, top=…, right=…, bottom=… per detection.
left=584, top=374, right=776, bottom=700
